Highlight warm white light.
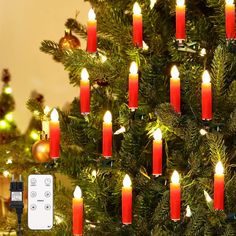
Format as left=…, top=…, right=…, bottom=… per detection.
left=199, top=129, right=208, bottom=136
left=226, top=0, right=234, bottom=5
left=129, top=62, right=138, bottom=74
left=177, top=0, right=185, bottom=6
left=202, top=70, right=211, bottom=83
left=81, top=68, right=89, bottom=81
left=73, top=186, right=82, bottom=198
left=200, top=48, right=206, bottom=57
left=3, top=170, right=10, bottom=178
left=215, top=161, right=224, bottom=174
left=5, top=113, right=13, bottom=122
left=114, top=126, right=126, bottom=135
left=186, top=205, right=192, bottom=217
left=44, top=106, right=50, bottom=115
left=103, top=111, right=112, bottom=123
left=204, top=190, right=212, bottom=203
left=153, top=128, right=162, bottom=141
left=88, top=8, right=96, bottom=20
left=100, top=54, right=107, bottom=63
left=4, top=86, right=12, bottom=94
left=143, top=41, right=149, bottom=50
left=51, top=108, right=59, bottom=121
left=92, top=170, right=97, bottom=177
left=171, top=170, right=180, bottom=184
left=6, top=159, right=12, bottom=164
left=123, top=174, right=132, bottom=187
left=55, top=215, right=63, bottom=224
left=171, top=66, right=180, bottom=79
left=30, top=130, right=40, bottom=140
left=133, top=2, right=141, bottom=14
left=0, top=120, right=7, bottom=128
left=150, top=0, right=157, bottom=9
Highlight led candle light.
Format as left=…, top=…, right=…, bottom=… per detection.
left=170, top=170, right=181, bottom=221
left=103, top=111, right=112, bottom=158
left=129, top=62, right=139, bottom=110
left=170, top=65, right=181, bottom=113
left=133, top=2, right=143, bottom=48
left=42, top=106, right=50, bottom=137
left=122, top=174, right=132, bottom=224
left=225, top=0, right=235, bottom=39
left=87, top=8, right=97, bottom=53
left=201, top=70, right=212, bottom=121
left=176, top=0, right=186, bottom=43
left=49, top=108, right=60, bottom=159
left=80, top=68, right=90, bottom=115
left=153, top=129, right=163, bottom=176
left=214, top=161, right=224, bottom=210
left=73, top=186, right=83, bottom=235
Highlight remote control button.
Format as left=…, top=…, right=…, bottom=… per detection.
left=30, top=178, right=37, bottom=185
left=44, top=191, right=51, bottom=198
left=30, top=191, right=37, bottom=198
left=44, top=204, right=51, bottom=210
left=44, top=178, right=51, bottom=186
left=30, top=204, right=37, bottom=210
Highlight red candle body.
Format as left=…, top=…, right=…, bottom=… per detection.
left=214, top=174, right=224, bottom=210
left=73, top=198, right=83, bottom=235
left=103, top=122, right=112, bottom=157
left=133, top=14, right=143, bottom=48
left=87, top=20, right=97, bottom=53
left=225, top=4, right=235, bottom=39
left=176, top=5, right=186, bottom=41
left=129, top=73, right=138, bottom=110
left=122, top=187, right=132, bottom=224
left=170, top=183, right=181, bottom=221
left=201, top=83, right=212, bottom=120
left=153, top=140, right=162, bottom=176
left=170, top=77, right=181, bottom=113
left=80, top=80, right=90, bottom=114
left=49, top=121, right=60, bottom=159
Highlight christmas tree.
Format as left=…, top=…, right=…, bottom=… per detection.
left=7, top=0, right=236, bottom=235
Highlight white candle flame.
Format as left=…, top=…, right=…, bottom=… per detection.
left=171, top=65, right=180, bottom=79
left=226, top=0, right=234, bottom=5
left=202, top=70, right=211, bottom=83
left=88, top=8, right=96, bottom=20
left=50, top=108, right=59, bottom=121
left=130, top=62, right=138, bottom=74
left=133, top=2, right=141, bottom=14
left=81, top=68, right=89, bottom=81
left=177, top=0, right=185, bottom=6
left=153, top=128, right=162, bottom=141
left=103, top=111, right=112, bottom=123
left=123, top=174, right=132, bottom=187
left=171, top=170, right=180, bottom=184
left=215, top=161, right=224, bottom=174
left=74, top=186, right=82, bottom=198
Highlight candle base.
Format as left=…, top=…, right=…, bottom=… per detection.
left=81, top=112, right=90, bottom=116
left=171, top=218, right=180, bottom=222
left=122, top=222, right=132, bottom=225
left=130, top=108, right=137, bottom=112
left=176, top=39, right=184, bottom=47
left=153, top=174, right=161, bottom=177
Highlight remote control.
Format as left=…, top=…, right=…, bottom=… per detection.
left=28, top=174, right=53, bottom=230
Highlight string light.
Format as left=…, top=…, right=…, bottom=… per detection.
left=3, top=170, right=10, bottom=178
left=200, top=129, right=208, bottom=136
left=5, top=113, right=13, bottom=122
left=91, top=170, right=97, bottom=178
left=204, top=190, right=213, bottom=203
left=186, top=205, right=192, bottom=217
left=143, top=41, right=149, bottom=50
left=6, top=159, right=12, bottom=164
left=200, top=48, right=206, bottom=57
left=30, top=130, right=40, bottom=140
left=150, top=0, right=157, bottom=9
left=114, top=126, right=126, bottom=135
left=4, top=86, right=12, bottom=94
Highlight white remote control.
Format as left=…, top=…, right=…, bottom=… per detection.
left=28, top=174, right=53, bottom=230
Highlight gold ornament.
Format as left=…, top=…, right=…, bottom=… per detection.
left=59, top=29, right=81, bottom=50
left=32, top=138, right=50, bottom=163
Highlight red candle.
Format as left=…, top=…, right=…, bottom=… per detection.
left=73, top=186, right=83, bottom=235
left=42, top=106, right=50, bottom=138
left=80, top=68, right=90, bottom=115
left=214, top=161, right=224, bottom=210
left=102, top=111, right=112, bottom=158
left=170, top=65, right=181, bottom=113
left=87, top=9, right=97, bottom=53
left=176, top=0, right=186, bottom=43
left=170, top=170, right=181, bottom=221
left=153, top=129, right=162, bottom=176
left=225, top=0, right=235, bottom=39
left=122, top=174, right=132, bottom=224
left=133, top=2, right=143, bottom=48
left=201, top=70, right=212, bottom=121
left=129, top=62, right=139, bottom=110
left=50, top=108, right=60, bottom=159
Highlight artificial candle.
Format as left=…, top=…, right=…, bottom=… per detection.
left=80, top=68, right=90, bottom=114
left=49, top=108, right=60, bottom=159
left=133, top=2, right=143, bottom=48
left=214, top=161, right=224, bottom=210
left=153, top=129, right=163, bottom=176
left=225, top=0, right=235, bottom=39
left=87, top=9, right=97, bottom=53
left=103, top=111, right=112, bottom=157
left=73, top=186, right=83, bottom=235
left=176, top=0, right=186, bottom=42
left=122, top=174, right=132, bottom=224
left=201, top=70, right=212, bottom=121
left=170, top=170, right=181, bottom=221
left=129, top=62, right=139, bottom=110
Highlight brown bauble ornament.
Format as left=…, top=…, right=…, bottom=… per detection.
left=32, top=139, right=50, bottom=163
left=59, top=30, right=81, bottom=50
